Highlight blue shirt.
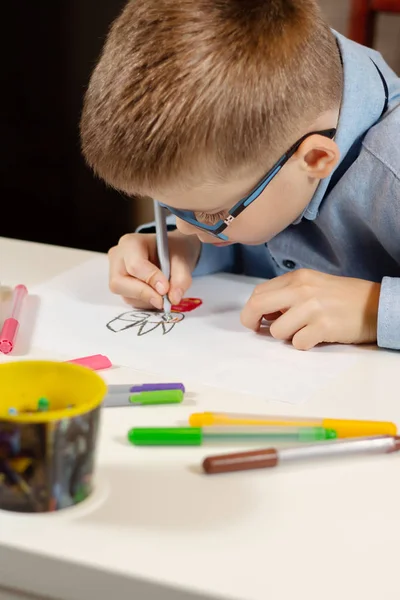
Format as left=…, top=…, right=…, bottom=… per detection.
left=140, top=33, right=400, bottom=350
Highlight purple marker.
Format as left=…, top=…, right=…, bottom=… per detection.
left=108, top=383, right=185, bottom=394
left=103, top=385, right=184, bottom=408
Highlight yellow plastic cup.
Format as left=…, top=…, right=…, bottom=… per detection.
left=0, top=361, right=106, bottom=513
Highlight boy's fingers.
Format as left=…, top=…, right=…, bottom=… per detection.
left=169, top=254, right=193, bottom=305
left=109, top=251, right=163, bottom=308
left=116, top=234, right=169, bottom=294
left=262, top=311, right=282, bottom=321
left=241, top=289, right=297, bottom=331
left=110, top=233, right=196, bottom=307
left=109, top=275, right=163, bottom=309
left=292, top=324, right=323, bottom=351
left=269, top=304, right=310, bottom=341
left=124, top=258, right=169, bottom=295
left=252, top=274, right=292, bottom=296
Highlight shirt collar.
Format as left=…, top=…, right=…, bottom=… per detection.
left=301, top=31, right=389, bottom=221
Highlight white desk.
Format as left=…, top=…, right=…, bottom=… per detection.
left=0, top=236, right=399, bottom=600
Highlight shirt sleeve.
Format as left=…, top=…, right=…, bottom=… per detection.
left=377, top=276, right=400, bottom=349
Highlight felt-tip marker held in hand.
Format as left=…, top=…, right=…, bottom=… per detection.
left=153, top=200, right=172, bottom=315
left=202, top=435, right=400, bottom=474
left=127, top=426, right=337, bottom=446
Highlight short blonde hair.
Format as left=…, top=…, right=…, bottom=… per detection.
left=80, top=0, right=342, bottom=194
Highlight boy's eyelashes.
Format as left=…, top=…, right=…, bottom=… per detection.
left=195, top=210, right=228, bottom=224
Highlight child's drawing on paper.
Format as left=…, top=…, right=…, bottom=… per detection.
left=106, top=298, right=202, bottom=336
left=106, top=310, right=184, bottom=336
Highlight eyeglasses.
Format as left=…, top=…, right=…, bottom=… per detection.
left=159, top=128, right=336, bottom=240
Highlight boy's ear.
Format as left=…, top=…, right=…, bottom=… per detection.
left=297, top=134, right=340, bottom=179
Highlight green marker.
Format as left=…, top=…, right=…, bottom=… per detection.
left=103, top=389, right=183, bottom=407
left=37, top=397, right=50, bottom=412
left=128, top=426, right=337, bottom=446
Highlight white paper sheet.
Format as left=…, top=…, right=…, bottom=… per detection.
left=24, top=256, right=363, bottom=403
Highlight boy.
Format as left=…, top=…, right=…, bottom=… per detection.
left=80, top=0, right=400, bottom=351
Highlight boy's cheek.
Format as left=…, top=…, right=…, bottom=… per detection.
left=175, top=218, right=195, bottom=236
left=237, top=213, right=298, bottom=245
left=228, top=224, right=279, bottom=246
left=175, top=223, right=216, bottom=244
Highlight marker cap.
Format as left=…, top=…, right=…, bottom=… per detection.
left=128, top=427, right=202, bottom=446
left=133, top=383, right=185, bottom=393
left=66, top=354, right=112, bottom=370
left=0, top=318, right=19, bottom=354
left=189, top=412, right=215, bottom=427
left=323, top=419, right=397, bottom=438
left=129, top=389, right=183, bottom=405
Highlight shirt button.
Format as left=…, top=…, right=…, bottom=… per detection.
left=283, top=259, right=296, bottom=270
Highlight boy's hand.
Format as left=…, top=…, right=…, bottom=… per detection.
left=241, top=269, right=381, bottom=350
left=108, top=230, right=201, bottom=309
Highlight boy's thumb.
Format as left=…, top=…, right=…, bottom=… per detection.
left=169, top=254, right=193, bottom=305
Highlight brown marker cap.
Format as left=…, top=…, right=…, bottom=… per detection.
left=203, top=448, right=278, bottom=474
left=387, top=436, right=400, bottom=453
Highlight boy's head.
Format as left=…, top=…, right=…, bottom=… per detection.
left=81, top=0, right=342, bottom=246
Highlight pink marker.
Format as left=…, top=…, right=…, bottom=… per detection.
left=66, top=354, right=112, bottom=370
left=0, top=284, right=28, bottom=354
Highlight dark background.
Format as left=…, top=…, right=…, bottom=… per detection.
left=1, top=2, right=399, bottom=253
left=1, top=0, right=132, bottom=253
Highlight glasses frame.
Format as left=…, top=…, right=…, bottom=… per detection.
left=159, top=128, right=336, bottom=240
